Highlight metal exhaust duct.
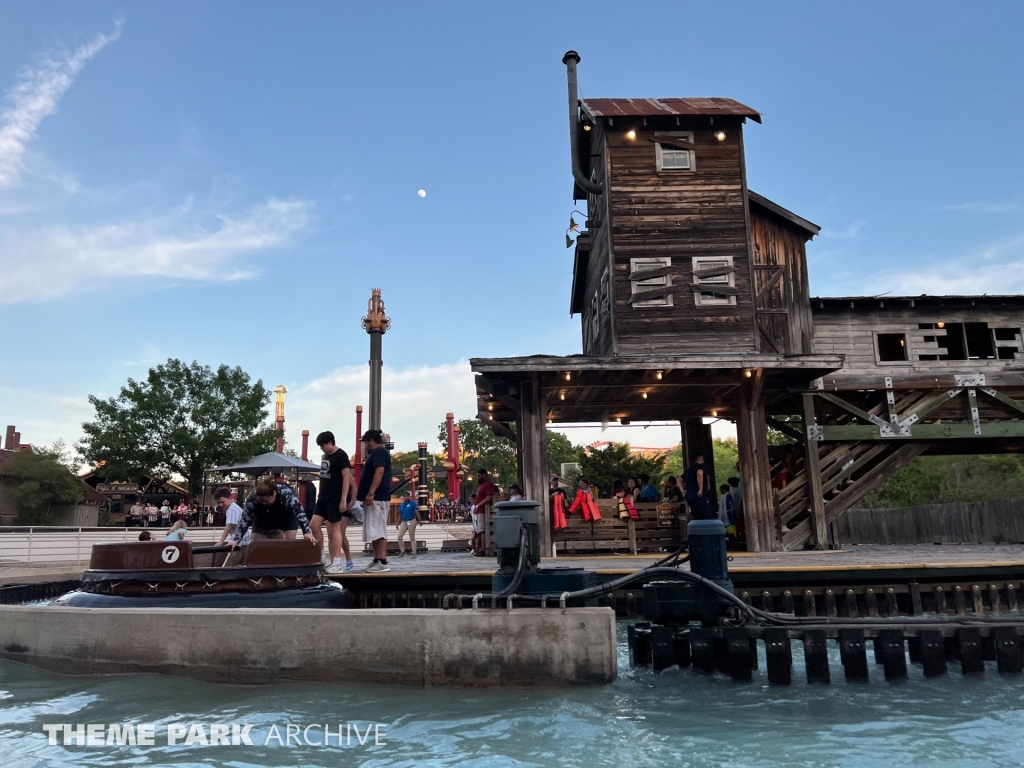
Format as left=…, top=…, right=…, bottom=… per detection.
left=562, top=50, right=603, bottom=197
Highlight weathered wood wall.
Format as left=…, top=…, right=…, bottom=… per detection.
left=749, top=203, right=815, bottom=354
left=812, top=305, right=1024, bottom=377
left=599, top=116, right=758, bottom=355
left=838, top=500, right=1024, bottom=545
left=580, top=120, right=616, bottom=356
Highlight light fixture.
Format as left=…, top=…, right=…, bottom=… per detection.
left=711, top=409, right=718, bottom=418
left=559, top=390, right=566, bottom=401
left=900, top=339, right=905, bottom=347
left=626, top=130, right=636, bottom=140
left=655, top=370, right=663, bottom=380
left=937, top=322, right=945, bottom=329
left=565, top=372, right=571, bottom=381
left=714, top=129, right=727, bottom=141
left=487, top=402, right=494, bottom=412
left=565, top=232, right=574, bottom=248
left=641, top=391, right=648, bottom=400
left=582, top=123, right=592, bottom=132
left=744, top=369, right=753, bottom=377
left=568, top=210, right=586, bottom=233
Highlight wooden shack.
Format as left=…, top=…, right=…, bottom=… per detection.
left=470, top=53, right=1024, bottom=553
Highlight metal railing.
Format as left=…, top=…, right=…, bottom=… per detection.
left=0, top=523, right=471, bottom=565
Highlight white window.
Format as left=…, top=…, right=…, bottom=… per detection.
left=692, top=256, right=736, bottom=306
left=629, top=257, right=672, bottom=308
left=655, top=132, right=695, bottom=172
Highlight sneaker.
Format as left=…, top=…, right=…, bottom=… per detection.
left=345, top=561, right=354, bottom=571
left=395, top=551, right=405, bottom=558
left=366, top=562, right=391, bottom=573
left=326, top=562, right=344, bottom=574
left=364, top=561, right=379, bottom=572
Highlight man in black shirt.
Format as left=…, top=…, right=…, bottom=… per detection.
left=357, top=429, right=392, bottom=572
left=312, top=430, right=355, bottom=573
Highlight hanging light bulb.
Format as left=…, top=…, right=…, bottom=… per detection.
left=744, top=369, right=753, bottom=377
left=569, top=216, right=580, bottom=232
left=559, top=390, right=566, bottom=401
left=711, top=409, right=718, bottom=418
left=714, top=129, right=727, bottom=141
left=655, top=370, right=663, bottom=380
left=626, top=130, right=636, bottom=140
left=641, top=391, right=648, bottom=399
left=565, top=372, right=572, bottom=381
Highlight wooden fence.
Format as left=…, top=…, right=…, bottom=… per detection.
left=552, top=500, right=685, bottom=554
left=837, top=500, right=1024, bottom=545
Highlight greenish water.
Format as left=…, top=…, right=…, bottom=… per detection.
left=2, top=626, right=1024, bottom=767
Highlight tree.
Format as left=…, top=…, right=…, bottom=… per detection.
left=863, top=454, right=1024, bottom=508
left=79, top=359, right=278, bottom=499
left=438, top=418, right=519, bottom=491
left=662, top=438, right=738, bottom=484
left=578, top=443, right=666, bottom=498
left=548, top=431, right=585, bottom=477
left=35, top=439, right=83, bottom=474
left=3, top=450, right=86, bottom=524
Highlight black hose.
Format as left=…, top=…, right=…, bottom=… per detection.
left=493, top=529, right=529, bottom=606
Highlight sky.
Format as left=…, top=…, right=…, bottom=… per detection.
left=1, top=2, right=1022, bottom=458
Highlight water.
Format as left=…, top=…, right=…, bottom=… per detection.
left=2, top=625, right=1024, bottom=767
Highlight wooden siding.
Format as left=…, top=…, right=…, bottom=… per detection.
left=580, top=121, right=615, bottom=356
left=749, top=205, right=815, bottom=354
left=602, top=116, right=757, bottom=354
left=812, top=307, right=1024, bottom=377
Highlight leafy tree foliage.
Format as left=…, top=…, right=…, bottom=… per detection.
left=663, top=438, right=738, bottom=484
left=34, top=439, right=83, bottom=474
left=863, top=454, right=1024, bottom=508
left=3, top=450, right=86, bottom=524
left=548, top=431, right=585, bottom=477
left=438, top=418, right=520, bottom=492
left=79, top=359, right=278, bottom=499
left=578, top=443, right=666, bottom=499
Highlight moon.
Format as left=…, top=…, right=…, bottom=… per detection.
left=417, top=189, right=427, bottom=198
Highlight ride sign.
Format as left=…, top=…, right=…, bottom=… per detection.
left=161, top=546, right=180, bottom=564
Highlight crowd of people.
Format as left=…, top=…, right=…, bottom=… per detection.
left=127, top=500, right=215, bottom=529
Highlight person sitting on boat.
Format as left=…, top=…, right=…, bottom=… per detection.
left=227, top=479, right=316, bottom=549
left=165, top=520, right=188, bottom=541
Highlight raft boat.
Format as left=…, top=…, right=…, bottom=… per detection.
left=54, top=538, right=351, bottom=608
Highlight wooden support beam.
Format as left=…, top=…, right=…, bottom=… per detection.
left=819, top=421, right=1024, bottom=441
left=981, top=388, right=1024, bottom=416
left=518, top=374, right=551, bottom=553
left=736, top=375, right=776, bottom=552
left=802, top=394, right=828, bottom=550
left=766, top=417, right=804, bottom=443
left=822, top=443, right=929, bottom=523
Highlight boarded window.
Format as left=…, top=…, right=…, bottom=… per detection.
left=938, top=323, right=966, bottom=360
left=692, top=256, right=736, bottom=306
left=994, top=327, right=1023, bottom=359
left=877, top=333, right=908, bottom=362
left=964, top=322, right=995, bottom=359
left=629, top=257, right=672, bottom=308
left=654, top=132, right=695, bottom=172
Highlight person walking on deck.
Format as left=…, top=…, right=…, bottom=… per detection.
left=396, top=491, right=421, bottom=557
left=358, top=430, right=392, bottom=572
left=470, top=469, right=498, bottom=556
left=312, top=430, right=355, bottom=573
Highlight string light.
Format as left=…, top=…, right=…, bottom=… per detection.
left=565, top=372, right=572, bottom=381
left=559, top=390, right=566, bottom=401
left=641, top=391, right=648, bottom=399
left=626, top=130, right=636, bottom=140
left=655, top=370, right=663, bottom=380
left=744, top=369, right=753, bottom=377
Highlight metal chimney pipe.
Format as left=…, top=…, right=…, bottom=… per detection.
left=301, top=430, right=309, bottom=462
left=562, top=50, right=603, bottom=197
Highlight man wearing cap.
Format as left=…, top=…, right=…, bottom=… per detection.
left=358, top=429, right=392, bottom=572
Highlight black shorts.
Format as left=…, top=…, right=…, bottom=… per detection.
left=253, top=513, right=301, bottom=535
left=313, top=496, right=348, bottom=524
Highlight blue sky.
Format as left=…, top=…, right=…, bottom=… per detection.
left=1, top=2, right=1022, bottom=455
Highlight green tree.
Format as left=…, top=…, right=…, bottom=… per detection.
left=3, top=450, right=87, bottom=524
left=578, top=443, right=666, bottom=499
left=863, top=454, right=1024, bottom=508
left=548, top=431, right=584, bottom=477
left=34, top=439, right=83, bottom=474
left=438, top=418, right=519, bottom=492
left=663, top=438, right=738, bottom=484
left=79, top=359, right=278, bottom=499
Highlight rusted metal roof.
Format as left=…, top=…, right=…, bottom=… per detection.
left=581, top=97, right=761, bottom=123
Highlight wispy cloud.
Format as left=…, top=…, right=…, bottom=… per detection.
left=819, top=221, right=868, bottom=240
left=937, top=200, right=1020, bottom=214
left=286, top=361, right=479, bottom=454
left=872, top=230, right=1024, bottom=296
left=0, top=20, right=123, bottom=188
left=0, top=198, right=313, bottom=303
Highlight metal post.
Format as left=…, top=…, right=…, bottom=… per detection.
left=76, top=528, right=82, bottom=563
left=274, top=386, right=287, bottom=454
left=417, top=441, right=430, bottom=516
left=354, top=405, right=364, bottom=485
left=27, top=527, right=32, bottom=564
left=445, top=413, right=458, bottom=500
left=361, top=288, right=390, bottom=433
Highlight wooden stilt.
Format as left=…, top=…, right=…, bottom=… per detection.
left=802, top=393, right=828, bottom=549
left=737, top=371, right=777, bottom=551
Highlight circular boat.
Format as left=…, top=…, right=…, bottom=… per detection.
left=54, top=538, right=352, bottom=609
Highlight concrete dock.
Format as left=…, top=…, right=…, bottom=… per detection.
left=0, top=605, right=618, bottom=687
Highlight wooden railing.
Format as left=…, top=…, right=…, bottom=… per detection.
left=552, top=500, right=685, bottom=554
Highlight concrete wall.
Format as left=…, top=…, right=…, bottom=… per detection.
left=0, top=606, right=617, bottom=687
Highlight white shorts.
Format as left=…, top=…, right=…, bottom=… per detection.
left=362, top=500, right=389, bottom=543
left=472, top=509, right=487, bottom=534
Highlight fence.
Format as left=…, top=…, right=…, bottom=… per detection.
left=552, top=501, right=685, bottom=554
left=837, top=500, right=1024, bottom=546
left=0, top=523, right=466, bottom=565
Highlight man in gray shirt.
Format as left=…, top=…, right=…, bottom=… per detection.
left=214, top=487, right=245, bottom=546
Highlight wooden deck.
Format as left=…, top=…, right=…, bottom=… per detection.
left=341, top=543, right=1024, bottom=578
